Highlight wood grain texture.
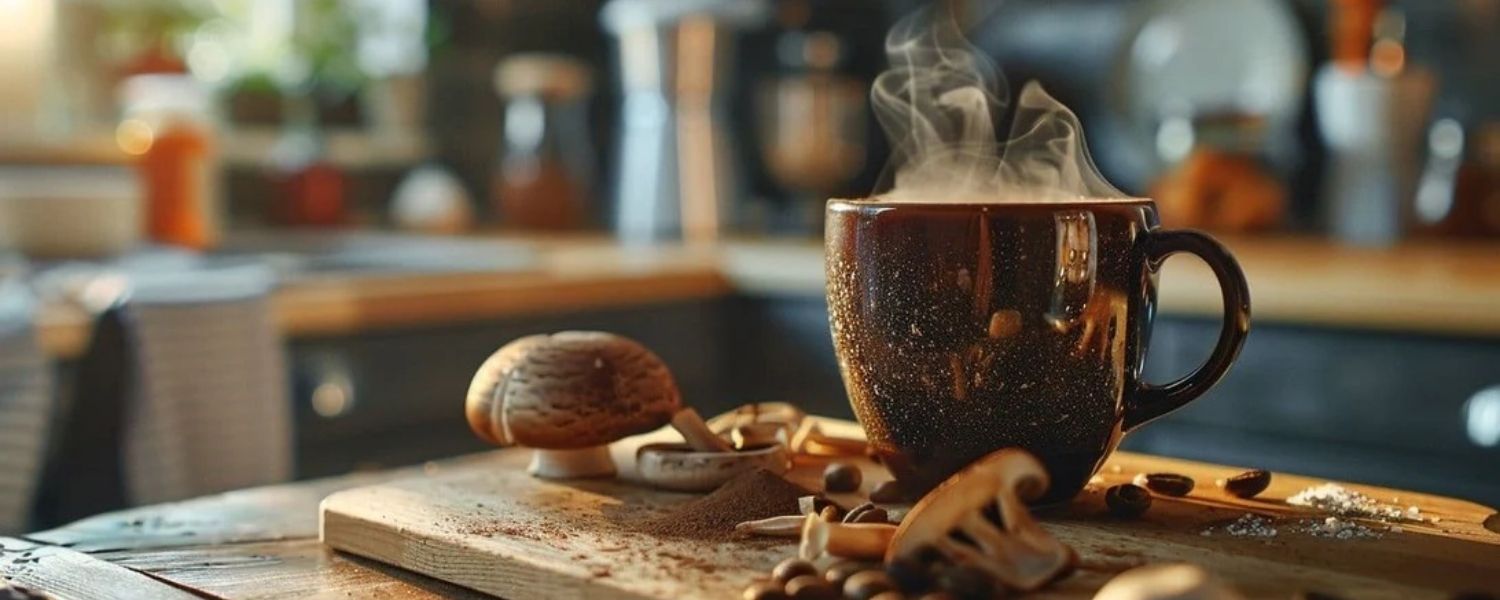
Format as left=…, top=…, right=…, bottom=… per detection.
left=323, top=430, right=1500, bottom=599
left=0, top=537, right=199, bottom=600
left=99, top=539, right=487, bottom=600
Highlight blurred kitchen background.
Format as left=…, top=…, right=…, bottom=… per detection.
left=0, top=0, right=1496, bottom=532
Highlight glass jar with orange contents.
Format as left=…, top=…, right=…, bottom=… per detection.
left=117, top=74, right=222, bottom=250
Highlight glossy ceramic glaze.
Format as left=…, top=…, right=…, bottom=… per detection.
left=826, top=198, right=1248, bottom=503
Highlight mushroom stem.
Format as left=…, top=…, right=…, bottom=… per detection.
left=528, top=446, right=615, bottom=479
left=735, top=515, right=805, bottom=537
left=799, top=513, right=897, bottom=560
left=790, top=420, right=868, bottom=456
left=671, top=408, right=734, bottom=453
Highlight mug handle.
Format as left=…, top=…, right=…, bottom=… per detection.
left=1124, top=229, right=1251, bottom=432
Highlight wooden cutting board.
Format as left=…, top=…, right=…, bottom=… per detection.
left=321, top=423, right=1500, bottom=599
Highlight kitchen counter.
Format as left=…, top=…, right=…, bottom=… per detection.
left=33, top=235, right=1500, bottom=359
left=4, top=432, right=1497, bottom=599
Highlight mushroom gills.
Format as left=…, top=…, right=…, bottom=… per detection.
left=886, top=448, right=1077, bottom=593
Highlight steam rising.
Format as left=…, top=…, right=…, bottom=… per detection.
left=872, top=10, right=1123, bottom=201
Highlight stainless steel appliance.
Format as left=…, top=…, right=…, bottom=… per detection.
left=600, top=0, right=768, bottom=244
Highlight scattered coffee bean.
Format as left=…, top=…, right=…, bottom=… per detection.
left=1133, top=472, right=1195, bottom=496
left=772, top=558, right=819, bottom=584
left=1105, top=484, right=1153, bottom=518
left=799, top=495, right=837, bottom=516
left=823, top=561, right=869, bottom=590
left=1218, top=469, right=1272, bottom=498
left=1292, top=591, right=1347, bottom=600
left=786, top=574, right=838, bottom=600
left=843, top=570, right=896, bottom=600
left=936, top=565, right=994, bottom=600
left=870, top=479, right=905, bottom=503
left=743, top=580, right=790, bottom=600
left=844, top=502, right=876, bottom=523
left=884, top=556, right=933, bottom=592
left=825, top=462, right=864, bottom=493
left=844, top=502, right=890, bottom=524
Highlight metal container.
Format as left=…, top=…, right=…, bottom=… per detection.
left=600, top=0, right=768, bottom=244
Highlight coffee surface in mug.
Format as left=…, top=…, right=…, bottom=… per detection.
left=827, top=197, right=1178, bottom=504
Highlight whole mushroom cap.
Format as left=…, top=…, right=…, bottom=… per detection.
left=465, top=331, right=682, bottom=449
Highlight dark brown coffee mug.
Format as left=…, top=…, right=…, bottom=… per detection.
left=826, top=198, right=1249, bottom=503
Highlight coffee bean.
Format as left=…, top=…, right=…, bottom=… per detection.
left=843, top=570, right=896, bottom=600
left=743, top=580, right=790, bottom=600
left=1292, top=592, right=1347, bottom=600
left=825, top=462, right=863, bottom=493
left=786, top=574, right=838, bottom=600
left=799, top=495, right=837, bottom=516
left=936, top=565, right=994, bottom=600
left=772, top=558, right=819, bottom=584
left=1105, top=484, right=1152, bottom=518
left=884, top=556, right=933, bottom=592
left=844, top=502, right=875, bottom=523
left=870, top=479, right=905, bottom=503
left=823, top=561, right=869, bottom=589
left=844, top=502, right=890, bottom=524
left=1218, top=469, right=1271, bottom=498
left=1132, top=472, right=1195, bottom=496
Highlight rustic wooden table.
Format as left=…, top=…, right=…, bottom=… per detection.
left=5, top=446, right=1499, bottom=599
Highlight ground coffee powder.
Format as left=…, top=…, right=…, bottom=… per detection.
left=639, top=468, right=810, bottom=541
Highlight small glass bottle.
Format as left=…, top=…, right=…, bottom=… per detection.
left=490, top=54, right=595, bottom=231
left=117, top=74, right=222, bottom=250
left=268, top=94, right=346, bottom=227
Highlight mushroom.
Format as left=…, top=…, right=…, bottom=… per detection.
left=790, top=419, right=870, bottom=457
left=635, top=441, right=789, bottom=492
left=800, top=511, right=898, bottom=561
left=886, top=448, right=1077, bottom=592
left=707, top=402, right=806, bottom=449
left=465, top=331, right=726, bottom=478
left=735, top=515, right=804, bottom=538
left=1092, top=564, right=1244, bottom=600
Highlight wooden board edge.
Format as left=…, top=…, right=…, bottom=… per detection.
left=319, top=490, right=657, bottom=600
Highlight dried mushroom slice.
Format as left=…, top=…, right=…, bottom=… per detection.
left=886, top=448, right=1076, bottom=592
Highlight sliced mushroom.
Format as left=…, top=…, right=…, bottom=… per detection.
left=887, top=448, right=1077, bottom=592
left=670, top=407, right=734, bottom=452
left=800, top=511, right=898, bottom=561
left=790, top=419, right=870, bottom=457
left=708, top=402, right=806, bottom=450
left=1092, top=564, right=1244, bottom=600
left=735, top=515, right=804, bottom=537
left=635, top=442, right=789, bottom=492
left=707, top=402, right=807, bottom=433
left=465, top=332, right=682, bottom=478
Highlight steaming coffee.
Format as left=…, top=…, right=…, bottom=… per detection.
left=826, top=197, right=1249, bottom=503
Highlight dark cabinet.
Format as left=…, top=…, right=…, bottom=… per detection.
left=286, top=294, right=1500, bottom=505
